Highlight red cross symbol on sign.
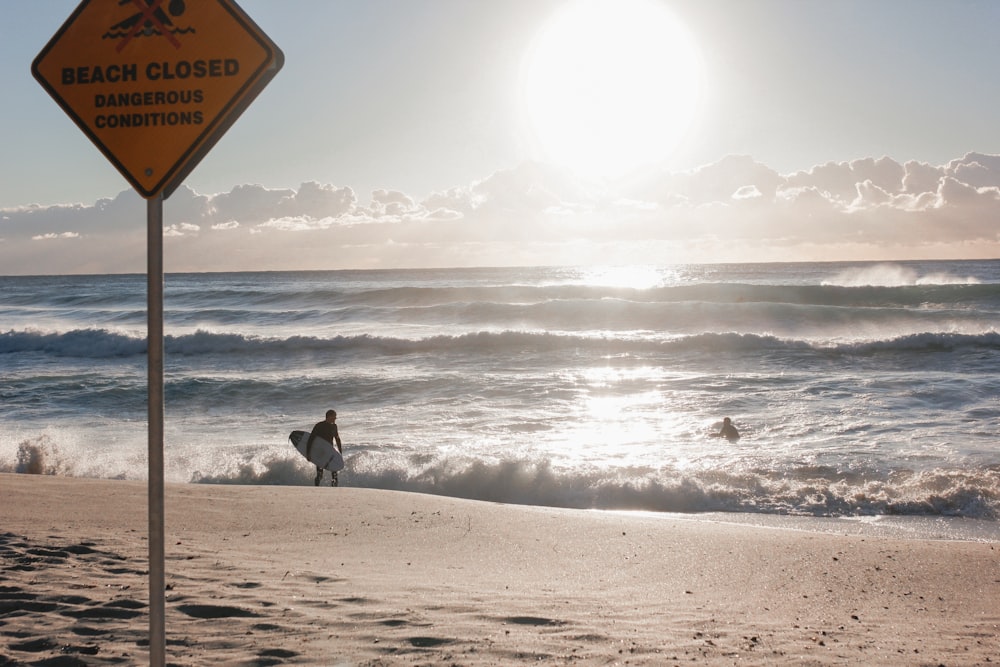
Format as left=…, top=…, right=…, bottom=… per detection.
left=117, top=0, right=183, bottom=52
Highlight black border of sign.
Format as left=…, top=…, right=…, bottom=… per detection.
left=31, top=0, right=284, bottom=200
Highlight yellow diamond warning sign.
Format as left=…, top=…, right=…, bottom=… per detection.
left=32, top=0, right=283, bottom=199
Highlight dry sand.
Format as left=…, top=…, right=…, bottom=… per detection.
left=1, top=473, right=998, bottom=666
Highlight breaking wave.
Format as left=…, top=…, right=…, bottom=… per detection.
left=7, top=435, right=995, bottom=520
left=335, top=457, right=1000, bottom=520
left=4, top=327, right=999, bottom=359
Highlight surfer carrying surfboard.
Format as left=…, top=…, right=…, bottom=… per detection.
left=308, top=409, right=343, bottom=486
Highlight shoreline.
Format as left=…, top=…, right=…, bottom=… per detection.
left=2, top=473, right=998, bottom=665
left=616, top=510, right=1000, bottom=544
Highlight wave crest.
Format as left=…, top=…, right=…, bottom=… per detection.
left=327, top=455, right=1000, bottom=520
left=4, top=327, right=999, bottom=359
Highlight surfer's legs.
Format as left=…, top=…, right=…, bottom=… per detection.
left=313, top=467, right=337, bottom=487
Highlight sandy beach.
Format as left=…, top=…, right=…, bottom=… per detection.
left=1, top=473, right=998, bottom=666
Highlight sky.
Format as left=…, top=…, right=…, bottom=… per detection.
left=3, top=0, right=1000, bottom=274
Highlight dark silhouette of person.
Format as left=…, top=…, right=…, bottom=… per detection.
left=718, top=417, right=740, bottom=442
left=307, top=409, right=343, bottom=486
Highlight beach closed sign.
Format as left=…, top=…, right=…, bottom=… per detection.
left=32, top=0, right=283, bottom=199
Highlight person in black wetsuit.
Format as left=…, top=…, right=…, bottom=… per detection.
left=308, top=409, right=343, bottom=486
left=717, top=417, right=740, bottom=442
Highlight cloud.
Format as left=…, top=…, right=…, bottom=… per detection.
left=208, top=183, right=294, bottom=225
left=368, top=189, right=417, bottom=218
left=901, top=160, right=945, bottom=195
left=32, top=232, right=81, bottom=241
left=3, top=151, right=1000, bottom=274
left=625, top=154, right=782, bottom=206
left=164, top=223, right=200, bottom=237
left=946, top=152, right=1000, bottom=188
left=784, top=156, right=906, bottom=203
left=278, top=181, right=357, bottom=219
left=732, top=185, right=762, bottom=200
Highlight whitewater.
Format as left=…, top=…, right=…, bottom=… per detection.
left=2, top=260, right=999, bottom=539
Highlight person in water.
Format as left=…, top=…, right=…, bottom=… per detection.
left=718, top=417, right=740, bottom=441
left=308, top=409, right=343, bottom=486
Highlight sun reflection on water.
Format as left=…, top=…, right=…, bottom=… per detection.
left=545, top=365, right=712, bottom=470
left=579, top=265, right=672, bottom=290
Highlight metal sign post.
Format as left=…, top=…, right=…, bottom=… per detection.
left=32, top=2, right=282, bottom=663
left=147, top=194, right=166, bottom=666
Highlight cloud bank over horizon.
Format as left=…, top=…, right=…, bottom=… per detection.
left=3, top=151, right=1000, bottom=275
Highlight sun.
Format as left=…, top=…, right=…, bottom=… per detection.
left=520, top=0, right=704, bottom=181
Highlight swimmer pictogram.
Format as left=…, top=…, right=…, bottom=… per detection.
left=104, top=0, right=194, bottom=52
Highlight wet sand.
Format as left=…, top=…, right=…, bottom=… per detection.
left=1, top=473, right=998, bottom=665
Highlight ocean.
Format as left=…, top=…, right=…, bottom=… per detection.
left=2, top=260, right=999, bottom=540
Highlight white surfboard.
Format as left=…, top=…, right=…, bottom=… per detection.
left=289, top=430, right=344, bottom=472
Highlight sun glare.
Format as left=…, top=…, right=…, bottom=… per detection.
left=521, top=0, right=704, bottom=181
